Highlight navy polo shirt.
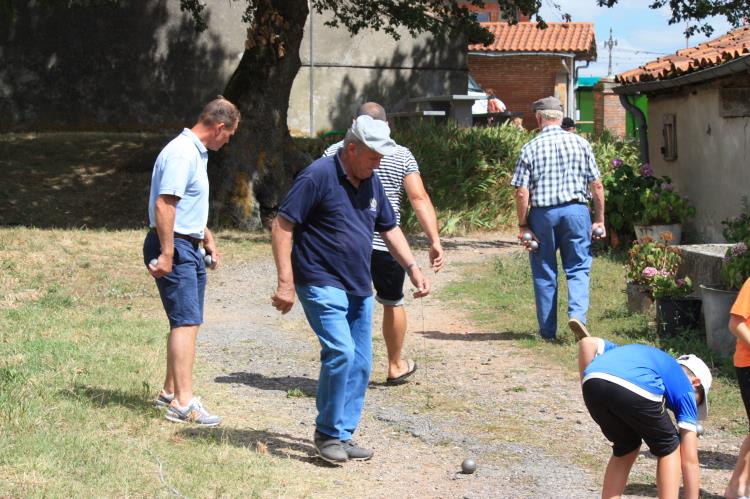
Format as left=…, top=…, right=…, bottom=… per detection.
left=278, top=152, right=397, bottom=296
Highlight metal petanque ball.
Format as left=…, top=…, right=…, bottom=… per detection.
left=528, top=240, right=539, bottom=251
left=149, top=258, right=158, bottom=267
left=204, top=254, right=213, bottom=267
left=461, top=458, right=477, bottom=474
left=521, top=232, right=533, bottom=242
left=593, top=227, right=604, bottom=238
left=696, top=424, right=705, bottom=437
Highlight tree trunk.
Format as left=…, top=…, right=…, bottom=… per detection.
left=209, top=0, right=311, bottom=230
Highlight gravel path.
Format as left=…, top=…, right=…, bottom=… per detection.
left=196, top=233, right=739, bottom=498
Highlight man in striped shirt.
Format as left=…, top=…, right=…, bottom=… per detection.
left=511, top=96, right=606, bottom=341
left=323, top=102, right=444, bottom=385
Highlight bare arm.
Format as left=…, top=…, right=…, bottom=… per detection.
left=380, top=226, right=430, bottom=298
left=404, top=173, right=444, bottom=272
left=202, top=227, right=219, bottom=269
left=271, top=215, right=295, bottom=314
left=590, top=178, right=606, bottom=239
left=730, top=314, right=750, bottom=347
left=679, top=428, right=701, bottom=499
left=149, top=194, right=178, bottom=277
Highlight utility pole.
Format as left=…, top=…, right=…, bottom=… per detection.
left=604, top=28, right=618, bottom=76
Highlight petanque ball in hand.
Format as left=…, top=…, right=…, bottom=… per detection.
left=528, top=240, right=539, bottom=251
left=204, top=254, right=213, bottom=267
left=696, top=424, right=704, bottom=437
left=149, top=258, right=158, bottom=267
left=593, top=227, right=604, bottom=237
left=461, top=458, right=477, bottom=474
left=521, top=232, right=533, bottom=242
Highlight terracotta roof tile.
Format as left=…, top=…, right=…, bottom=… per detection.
left=617, top=25, right=750, bottom=85
left=468, top=22, right=597, bottom=60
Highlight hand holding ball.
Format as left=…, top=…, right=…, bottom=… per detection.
left=593, top=227, right=604, bottom=237
left=528, top=240, right=539, bottom=251
left=200, top=247, right=214, bottom=267
left=149, top=258, right=158, bottom=267
left=521, top=232, right=533, bottom=242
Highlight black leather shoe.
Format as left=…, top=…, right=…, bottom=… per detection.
left=342, top=440, right=373, bottom=461
left=314, top=430, right=348, bottom=464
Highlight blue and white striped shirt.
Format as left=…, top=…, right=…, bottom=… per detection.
left=323, top=141, right=419, bottom=251
left=511, top=126, right=600, bottom=207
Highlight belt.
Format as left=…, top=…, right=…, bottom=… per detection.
left=149, top=228, right=203, bottom=245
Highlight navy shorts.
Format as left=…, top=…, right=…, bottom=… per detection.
left=582, top=377, right=680, bottom=457
left=737, top=366, right=750, bottom=429
left=371, top=249, right=405, bottom=306
left=143, top=231, right=206, bottom=328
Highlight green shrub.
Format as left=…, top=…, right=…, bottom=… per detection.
left=393, top=121, right=531, bottom=235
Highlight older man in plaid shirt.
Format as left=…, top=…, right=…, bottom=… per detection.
left=511, top=96, right=606, bottom=341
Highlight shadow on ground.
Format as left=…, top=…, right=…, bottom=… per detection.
left=700, top=449, right=739, bottom=471
left=415, top=330, right=536, bottom=342
left=215, top=372, right=317, bottom=396
left=177, top=426, right=337, bottom=467
left=625, top=483, right=724, bottom=498
left=62, top=383, right=152, bottom=412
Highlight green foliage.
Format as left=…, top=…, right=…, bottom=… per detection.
left=590, top=131, right=640, bottom=178
left=602, top=161, right=694, bottom=234
left=393, top=121, right=531, bottom=235
left=639, top=177, right=695, bottom=225
left=721, top=197, right=750, bottom=243
left=721, top=241, right=750, bottom=291
left=649, top=274, right=693, bottom=299
left=625, top=237, right=682, bottom=285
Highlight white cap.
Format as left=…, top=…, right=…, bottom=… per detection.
left=349, top=115, right=397, bottom=156
left=677, top=354, right=712, bottom=421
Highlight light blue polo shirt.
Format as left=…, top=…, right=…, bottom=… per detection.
left=148, top=128, right=209, bottom=238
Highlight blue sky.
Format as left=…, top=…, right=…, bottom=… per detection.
left=538, top=0, right=736, bottom=77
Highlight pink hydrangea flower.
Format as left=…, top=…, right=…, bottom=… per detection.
left=611, top=158, right=623, bottom=168
left=640, top=163, right=653, bottom=177
left=732, top=242, right=748, bottom=256
left=642, top=267, right=658, bottom=278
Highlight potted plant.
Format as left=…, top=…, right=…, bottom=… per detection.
left=645, top=270, right=701, bottom=337
left=700, top=205, right=750, bottom=357
left=634, top=174, right=695, bottom=245
left=602, top=160, right=656, bottom=246
left=624, top=235, right=681, bottom=314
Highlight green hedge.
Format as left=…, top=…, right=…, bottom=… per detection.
left=294, top=124, right=640, bottom=236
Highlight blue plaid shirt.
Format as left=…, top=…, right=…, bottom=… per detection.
left=511, top=126, right=600, bottom=207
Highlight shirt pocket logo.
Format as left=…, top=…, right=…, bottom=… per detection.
left=369, top=198, right=378, bottom=212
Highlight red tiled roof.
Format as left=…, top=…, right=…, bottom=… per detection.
left=468, top=22, right=597, bottom=60
left=617, top=25, right=750, bottom=85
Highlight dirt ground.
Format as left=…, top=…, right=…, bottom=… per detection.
left=196, top=232, right=740, bottom=498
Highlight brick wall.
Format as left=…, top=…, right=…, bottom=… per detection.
left=593, top=77, right=627, bottom=137
left=468, top=54, right=565, bottom=129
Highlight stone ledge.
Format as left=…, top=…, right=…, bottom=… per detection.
left=677, top=244, right=732, bottom=289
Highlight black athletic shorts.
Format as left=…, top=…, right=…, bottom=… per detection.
left=736, top=366, right=750, bottom=428
left=582, top=377, right=680, bottom=457
left=371, top=249, right=405, bottom=306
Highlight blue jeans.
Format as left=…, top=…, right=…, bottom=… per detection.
left=296, top=285, right=373, bottom=441
left=528, top=202, right=592, bottom=339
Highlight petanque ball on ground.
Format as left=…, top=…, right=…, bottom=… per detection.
left=461, top=458, right=477, bottom=474
left=149, top=258, right=158, bottom=267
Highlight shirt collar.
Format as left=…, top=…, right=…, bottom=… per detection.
left=541, top=125, right=563, bottom=133
left=334, top=150, right=348, bottom=178
left=181, top=128, right=208, bottom=154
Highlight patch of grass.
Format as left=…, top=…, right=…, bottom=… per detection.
left=0, top=228, right=327, bottom=497
left=438, top=249, right=745, bottom=433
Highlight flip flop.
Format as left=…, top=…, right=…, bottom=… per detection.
left=386, top=359, right=418, bottom=386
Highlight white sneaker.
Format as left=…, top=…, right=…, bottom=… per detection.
left=165, top=397, right=221, bottom=427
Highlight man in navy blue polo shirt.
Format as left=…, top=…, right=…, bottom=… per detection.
left=271, top=115, right=431, bottom=464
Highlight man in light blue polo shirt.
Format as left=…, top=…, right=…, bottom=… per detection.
left=271, top=115, right=431, bottom=464
left=578, top=336, right=712, bottom=498
left=143, top=97, right=240, bottom=426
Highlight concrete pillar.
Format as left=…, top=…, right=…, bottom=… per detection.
left=593, top=76, right=627, bottom=137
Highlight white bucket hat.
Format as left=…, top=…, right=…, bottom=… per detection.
left=677, top=354, right=712, bottom=421
left=349, top=115, right=397, bottom=156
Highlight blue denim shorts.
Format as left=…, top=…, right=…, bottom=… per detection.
left=143, top=231, right=206, bottom=328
